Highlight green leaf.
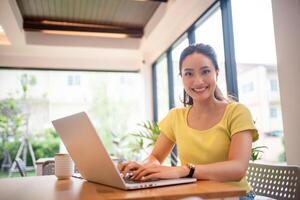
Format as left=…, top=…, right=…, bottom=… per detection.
left=251, top=145, right=268, bottom=161
left=131, top=121, right=160, bottom=153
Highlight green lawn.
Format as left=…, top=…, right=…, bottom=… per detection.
left=0, top=170, right=36, bottom=178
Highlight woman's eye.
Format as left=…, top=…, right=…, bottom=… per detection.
left=184, top=72, right=193, bottom=76
left=201, top=69, right=211, bottom=75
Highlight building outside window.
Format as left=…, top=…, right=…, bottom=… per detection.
left=242, top=82, right=254, bottom=93
left=270, top=79, right=278, bottom=91
left=270, top=107, right=277, bottom=118
left=67, top=75, right=81, bottom=86
left=232, top=0, right=285, bottom=163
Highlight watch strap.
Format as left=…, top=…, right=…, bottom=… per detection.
left=185, top=163, right=195, bottom=178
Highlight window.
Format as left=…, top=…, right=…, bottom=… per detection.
left=67, top=75, right=81, bottom=86
left=232, top=0, right=285, bottom=163
left=270, top=79, right=278, bottom=91
left=155, top=55, right=169, bottom=121
left=242, top=82, right=254, bottom=93
left=0, top=69, right=145, bottom=159
left=270, top=107, right=277, bottom=118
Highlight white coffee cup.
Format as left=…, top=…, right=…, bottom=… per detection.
left=55, top=153, right=74, bottom=179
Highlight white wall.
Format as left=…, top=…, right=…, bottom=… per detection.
left=272, top=0, right=300, bottom=166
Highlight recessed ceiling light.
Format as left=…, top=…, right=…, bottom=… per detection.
left=41, top=30, right=129, bottom=39
left=0, top=25, right=11, bottom=45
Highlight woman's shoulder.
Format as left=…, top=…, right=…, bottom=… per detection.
left=169, top=106, right=190, bottom=114
left=166, top=106, right=189, bottom=119
left=159, top=107, right=189, bottom=126
left=225, top=101, right=252, bottom=119
left=227, top=101, right=249, bottom=111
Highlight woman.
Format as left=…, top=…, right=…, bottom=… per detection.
left=119, top=43, right=258, bottom=200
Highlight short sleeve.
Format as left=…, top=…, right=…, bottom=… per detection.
left=158, top=109, right=176, bottom=142
left=229, top=103, right=259, bottom=142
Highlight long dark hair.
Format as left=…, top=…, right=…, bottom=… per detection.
left=179, top=43, right=225, bottom=106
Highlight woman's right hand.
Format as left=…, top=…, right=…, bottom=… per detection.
left=118, top=157, right=161, bottom=179
left=118, top=160, right=142, bottom=177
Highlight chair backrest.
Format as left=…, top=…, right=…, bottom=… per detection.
left=247, top=162, right=300, bottom=200
left=42, top=160, right=55, bottom=175
left=15, top=158, right=27, bottom=177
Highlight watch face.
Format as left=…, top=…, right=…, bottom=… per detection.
left=187, top=163, right=195, bottom=169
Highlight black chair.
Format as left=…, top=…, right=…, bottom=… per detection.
left=247, top=162, right=300, bottom=200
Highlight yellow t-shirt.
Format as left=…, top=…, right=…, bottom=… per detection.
left=159, top=102, right=258, bottom=192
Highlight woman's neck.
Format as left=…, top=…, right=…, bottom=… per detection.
left=191, top=97, right=222, bottom=114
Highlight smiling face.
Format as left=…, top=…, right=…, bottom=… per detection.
left=181, top=52, right=218, bottom=103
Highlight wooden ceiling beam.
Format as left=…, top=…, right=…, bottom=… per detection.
left=23, top=19, right=143, bottom=38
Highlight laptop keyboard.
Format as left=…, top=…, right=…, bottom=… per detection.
left=123, top=175, right=146, bottom=184
left=124, top=178, right=140, bottom=184
left=122, top=173, right=149, bottom=184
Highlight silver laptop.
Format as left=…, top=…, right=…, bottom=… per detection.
left=52, top=112, right=197, bottom=190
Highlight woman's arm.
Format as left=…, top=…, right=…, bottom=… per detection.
left=193, top=130, right=253, bottom=181
left=145, top=133, right=175, bottom=164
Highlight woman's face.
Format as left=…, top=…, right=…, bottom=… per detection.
left=181, top=53, right=218, bottom=102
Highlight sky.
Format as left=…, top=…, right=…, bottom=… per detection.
left=231, top=0, right=277, bottom=64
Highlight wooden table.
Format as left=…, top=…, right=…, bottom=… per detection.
left=0, top=176, right=246, bottom=200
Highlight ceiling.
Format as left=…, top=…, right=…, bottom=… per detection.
left=16, top=0, right=167, bottom=38
left=0, top=0, right=214, bottom=70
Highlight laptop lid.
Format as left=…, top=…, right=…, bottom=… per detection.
left=52, top=112, right=127, bottom=189
left=52, top=112, right=196, bottom=190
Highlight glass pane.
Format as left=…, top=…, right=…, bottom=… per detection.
left=0, top=69, right=145, bottom=162
left=195, top=8, right=227, bottom=98
left=171, top=37, right=189, bottom=107
left=232, top=0, right=285, bottom=163
left=155, top=55, right=169, bottom=121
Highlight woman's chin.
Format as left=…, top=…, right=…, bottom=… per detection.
left=189, top=91, right=215, bottom=101
left=190, top=95, right=210, bottom=102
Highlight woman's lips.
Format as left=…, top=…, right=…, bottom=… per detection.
left=192, top=86, right=208, bottom=93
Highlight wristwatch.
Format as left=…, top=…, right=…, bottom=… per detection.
left=185, top=163, right=195, bottom=178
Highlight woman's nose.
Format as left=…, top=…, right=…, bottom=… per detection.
left=193, top=74, right=204, bottom=84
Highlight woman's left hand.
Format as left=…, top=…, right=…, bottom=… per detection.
left=132, top=165, right=188, bottom=181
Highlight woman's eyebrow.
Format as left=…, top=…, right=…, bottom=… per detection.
left=183, top=68, right=193, bottom=71
left=200, top=66, right=210, bottom=70
left=183, top=66, right=211, bottom=71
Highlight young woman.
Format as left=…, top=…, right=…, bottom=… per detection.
left=119, top=44, right=258, bottom=200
